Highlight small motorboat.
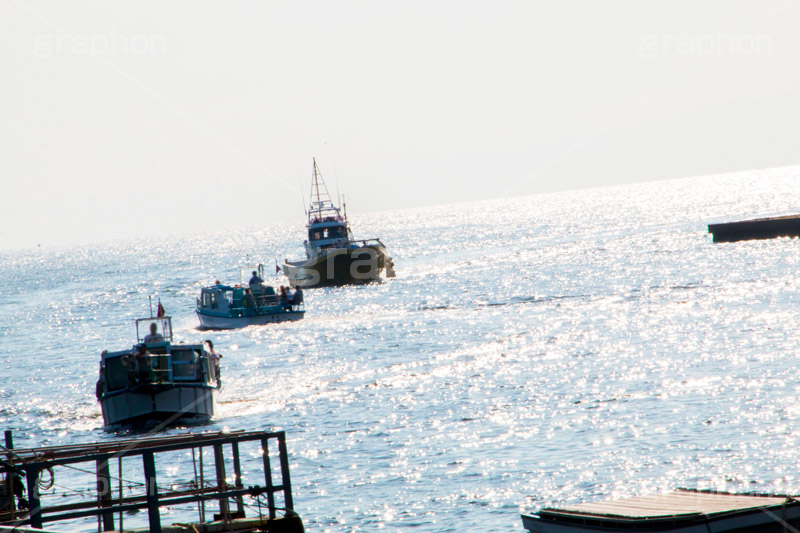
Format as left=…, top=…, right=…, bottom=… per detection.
left=96, top=315, right=220, bottom=427
left=196, top=264, right=305, bottom=329
left=283, top=158, right=395, bottom=288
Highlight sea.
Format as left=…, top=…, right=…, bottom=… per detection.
left=3, top=167, right=800, bottom=532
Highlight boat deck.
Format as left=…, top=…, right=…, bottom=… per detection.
left=523, top=489, right=800, bottom=532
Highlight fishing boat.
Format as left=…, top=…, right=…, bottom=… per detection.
left=195, top=264, right=305, bottom=329
left=283, top=158, right=395, bottom=288
left=96, top=315, right=220, bottom=427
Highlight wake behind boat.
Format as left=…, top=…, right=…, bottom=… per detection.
left=95, top=315, right=220, bottom=427
left=196, top=264, right=305, bottom=329
left=283, top=158, right=395, bottom=288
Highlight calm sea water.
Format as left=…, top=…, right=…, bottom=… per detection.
left=3, top=167, right=800, bottom=532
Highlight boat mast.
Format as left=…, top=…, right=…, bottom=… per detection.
left=313, top=157, right=322, bottom=208
left=308, top=157, right=337, bottom=220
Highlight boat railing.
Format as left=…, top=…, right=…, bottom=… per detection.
left=0, top=430, right=296, bottom=533
left=125, top=352, right=214, bottom=386
left=316, top=238, right=384, bottom=250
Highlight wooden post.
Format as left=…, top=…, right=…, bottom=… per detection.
left=231, top=441, right=244, bottom=516
left=260, top=438, right=275, bottom=519
left=25, top=466, right=42, bottom=529
left=4, top=430, right=15, bottom=520
left=213, top=444, right=229, bottom=520
left=142, top=452, right=161, bottom=533
left=277, top=433, right=293, bottom=511
left=96, top=459, right=114, bottom=531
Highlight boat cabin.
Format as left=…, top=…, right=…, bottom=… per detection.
left=98, top=317, right=218, bottom=396
left=197, top=283, right=283, bottom=315
left=307, top=218, right=351, bottom=250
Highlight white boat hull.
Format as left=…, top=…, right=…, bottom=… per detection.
left=284, top=245, right=388, bottom=288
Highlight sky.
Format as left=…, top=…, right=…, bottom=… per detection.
left=1, top=1, right=798, bottom=250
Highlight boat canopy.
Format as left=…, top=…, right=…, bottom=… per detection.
left=136, top=316, right=173, bottom=344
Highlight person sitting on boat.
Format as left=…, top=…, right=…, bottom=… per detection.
left=249, top=271, right=265, bottom=297
left=291, top=287, right=303, bottom=308
left=143, top=322, right=164, bottom=344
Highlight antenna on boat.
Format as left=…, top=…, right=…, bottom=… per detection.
left=148, top=295, right=153, bottom=318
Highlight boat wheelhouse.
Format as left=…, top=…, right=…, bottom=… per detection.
left=96, top=316, right=219, bottom=427
left=196, top=264, right=305, bottom=329
left=283, top=158, right=395, bottom=288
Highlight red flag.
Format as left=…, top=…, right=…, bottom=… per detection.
left=157, top=300, right=166, bottom=317
left=275, top=263, right=281, bottom=274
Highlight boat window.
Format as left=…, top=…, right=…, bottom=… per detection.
left=171, top=348, right=197, bottom=380
left=105, top=357, right=129, bottom=391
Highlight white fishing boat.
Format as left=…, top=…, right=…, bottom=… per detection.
left=283, top=158, right=395, bottom=288
left=95, top=315, right=220, bottom=427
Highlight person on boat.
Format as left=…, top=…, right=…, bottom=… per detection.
left=244, top=288, right=257, bottom=309
left=205, top=340, right=222, bottom=385
left=291, top=287, right=303, bottom=308
left=279, top=286, right=290, bottom=309
left=124, top=344, right=154, bottom=383
left=143, top=322, right=164, bottom=343
left=0, top=471, right=27, bottom=512
left=249, top=271, right=265, bottom=297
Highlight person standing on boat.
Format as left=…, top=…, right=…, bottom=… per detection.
left=279, top=286, right=290, bottom=309
left=205, top=340, right=222, bottom=386
left=249, top=271, right=263, bottom=285
left=143, top=322, right=164, bottom=343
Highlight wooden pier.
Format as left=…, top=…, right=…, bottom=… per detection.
left=708, top=214, right=800, bottom=243
left=522, top=488, right=800, bottom=532
left=1, top=430, right=303, bottom=533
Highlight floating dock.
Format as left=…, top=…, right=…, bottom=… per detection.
left=708, top=214, right=800, bottom=243
left=522, top=489, right=800, bottom=532
left=1, top=430, right=303, bottom=533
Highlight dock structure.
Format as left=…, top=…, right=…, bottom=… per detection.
left=522, top=488, right=800, bottom=532
left=708, top=214, right=800, bottom=243
left=1, top=430, right=303, bottom=533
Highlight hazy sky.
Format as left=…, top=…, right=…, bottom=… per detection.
left=2, top=1, right=798, bottom=250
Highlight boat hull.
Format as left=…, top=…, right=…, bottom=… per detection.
left=285, top=245, right=387, bottom=288
left=196, top=309, right=305, bottom=330
left=100, top=384, right=217, bottom=427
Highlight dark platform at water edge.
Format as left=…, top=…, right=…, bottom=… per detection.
left=708, top=214, right=800, bottom=242
left=522, top=489, right=800, bottom=532
left=1, top=430, right=303, bottom=533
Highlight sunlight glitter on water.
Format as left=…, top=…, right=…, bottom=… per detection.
left=4, top=168, right=800, bottom=530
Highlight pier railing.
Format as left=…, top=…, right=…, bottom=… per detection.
left=0, top=430, right=295, bottom=533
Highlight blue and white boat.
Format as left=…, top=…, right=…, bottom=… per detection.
left=96, top=315, right=220, bottom=427
left=196, top=265, right=305, bottom=329
left=283, top=158, right=395, bottom=288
